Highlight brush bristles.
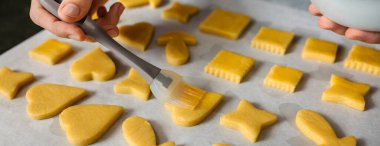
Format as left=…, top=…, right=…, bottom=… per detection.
left=168, top=82, right=207, bottom=110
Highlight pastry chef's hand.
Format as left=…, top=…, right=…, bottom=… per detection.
left=30, top=0, right=124, bottom=41
left=309, top=4, right=380, bottom=44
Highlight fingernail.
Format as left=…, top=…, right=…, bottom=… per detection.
left=108, top=29, right=118, bottom=37
left=62, top=3, right=80, bottom=18
left=117, top=3, right=125, bottom=14
left=68, top=35, right=80, bottom=41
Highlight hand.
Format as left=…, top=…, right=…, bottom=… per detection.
left=30, top=0, right=125, bottom=41
left=309, top=4, right=380, bottom=44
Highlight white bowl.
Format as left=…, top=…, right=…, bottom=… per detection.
left=311, top=0, right=380, bottom=32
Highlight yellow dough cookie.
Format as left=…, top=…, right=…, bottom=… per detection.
left=263, top=65, right=303, bottom=93
left=157, top=32, right=197, bottom=65
left=161, top=2, right=199, bottom=23
left=322, top=74, right=370, bottom=111
left=204, top=50, right=254, bottom=83
left=26, top=84, right=88, bottom=120
left=220, top=99, right=277, bottom=143
left=60, top=104, right=124, bottom=145
left=119, top=0, right=149, bottom=8
left=199, top=9, right=250, bottom=40
left=70, top=48, right=116, bottom=81
left=212, top=144, right=230, bottom=146
left=122, top=116, right=175, bottom=146
left=251, top=27, right=294, bottom=55
left=0, top=67, right=34, bottom=99
left=302, top=38, right=338, bottom=63
left=118, top=22, right=154, bottom=51
left=344, top=45, right=380, bottom=76
left=149, top=0, right=161, bottom=8
left=114, top=68, right=150, bottom=100
left=165, top=92, right=223, bottom=127
left=158, top=141, right=175, bottom=146
left=296, top=109, right=356, bottom=146
left=122, top=116, right=156, bottom=146
left=29, top=39, right=72, bottom=65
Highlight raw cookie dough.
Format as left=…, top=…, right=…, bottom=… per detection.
left=322, top=74, right=370, bottom=111
left=114, top=68, right=150, bottom=100
left=118, top=22, right=154, bottom=51
left=212, top=144, right=230, bottom=146
left=119, top=0, right=161, bottom=8
left=149, top=0, right=161, bottom=8
left=296, top=109, right=356, bottom=146
left=60, top=104, right=124, bottom=145
left=0, top=67, right=34, bottom=99
left=119, top=0, right=149, bottom=8
left=263, top=65, right=303, bottom=93
left=122, top=116, right=175, bottom=146
left=220, top=99, right=277, bottom=143
left=26, top=83, right=88, bottom=120
left=70, top=48, right=116, bottom=81
left=157, top=32, right=197, bottom=65
left=158, top=141, right=175, bottom=146
left=344, top=45, right=380, bottom=76
left=165, top=92, right=223, bottom=127
left=302, top=38, right=338, bottom=63
left=29, top=39, right=72, bottom=65
left=251, top=27, right=294, bottom=55
left=199, top=9, right=250, bottom=40
left=161, top=2, right=199, bottom=24
left=204, top=49, right=254, bottom=83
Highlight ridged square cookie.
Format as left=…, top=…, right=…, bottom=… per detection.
left=204, top=50, right=254, bottom=83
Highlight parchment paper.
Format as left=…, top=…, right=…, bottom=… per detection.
left=0, top=0, right=379, bottom=145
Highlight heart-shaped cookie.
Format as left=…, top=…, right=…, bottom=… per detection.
left=26, top=83, right=88, bottom=120
left=114, top=68, right=150, bottom=100
left=118, top=22, right=154, bottom=51
left=60, top=104, right=124, bottom=145
left=70, top=48, right=116, bottom=81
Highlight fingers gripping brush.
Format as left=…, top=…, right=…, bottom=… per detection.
left=40, top=0, right=206, bottom=109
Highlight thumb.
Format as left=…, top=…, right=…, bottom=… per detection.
left=58, top=0, right=93, bottom=22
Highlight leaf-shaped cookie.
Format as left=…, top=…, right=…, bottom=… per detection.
left=118, top=22, right=154, bottom=51
left=122, top=116, right=156, bottom=146
left=70, top=48, right=116, bottom=81
left=60, top=104, right=124, bottom=145
left=26, top=83, right=88, bottom=120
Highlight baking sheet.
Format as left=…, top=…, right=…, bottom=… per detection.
left=1, top=0, right=380, bottom=145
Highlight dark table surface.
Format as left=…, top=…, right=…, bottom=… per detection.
left=0, top=1, right=42, bottom=55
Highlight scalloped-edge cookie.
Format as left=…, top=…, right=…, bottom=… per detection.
left=251, top=27, right=294, bottom=55
left=204, top=49, right=254, bottom=83
left=344, top=45, right=380, bottom=76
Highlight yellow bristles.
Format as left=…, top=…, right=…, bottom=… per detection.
left=168, top=82, right=206, bottom=110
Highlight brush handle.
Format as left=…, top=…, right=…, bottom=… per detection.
left=39, top=0, right=161, bottom=82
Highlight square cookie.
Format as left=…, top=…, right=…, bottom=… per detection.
left=302, top=38, right=338, bottom=63
left=199, top=9, right=250, bottom=40
left=263, top=65, right=303, bottom=93
left=251, top=27, right=294, bottom=55
left=204, top=50, right=254, bottom=83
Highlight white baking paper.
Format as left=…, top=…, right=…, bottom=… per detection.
left=0, top=0, right=379, bottom=146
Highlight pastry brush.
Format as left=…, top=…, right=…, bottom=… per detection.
left=40, top=0, right=206, bottom=109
